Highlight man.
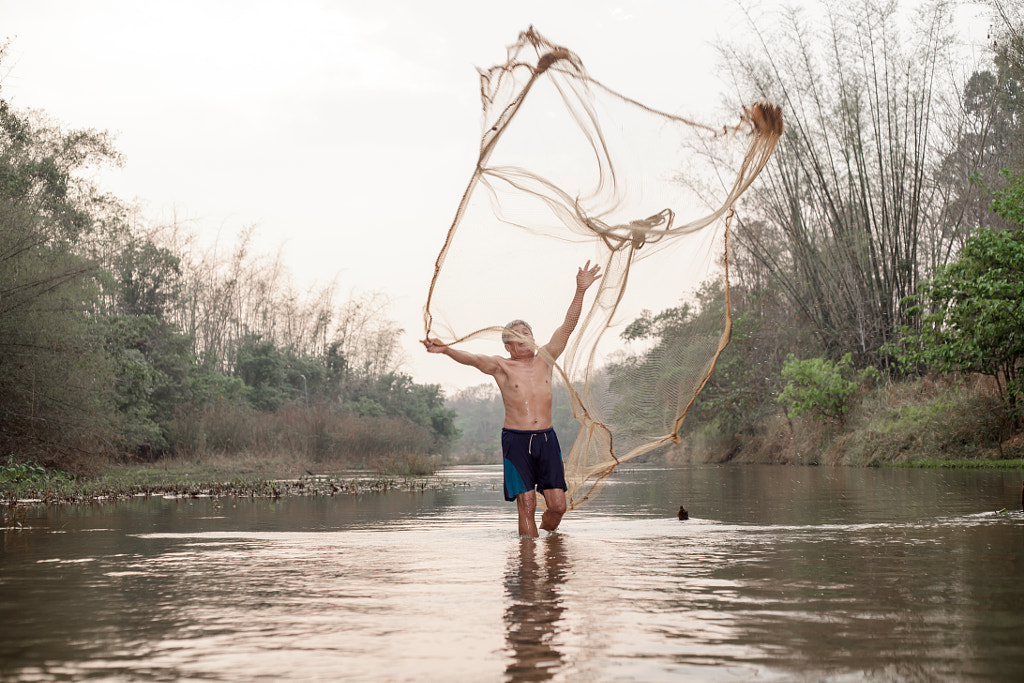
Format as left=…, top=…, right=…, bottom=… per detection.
left=422, top=261, right=601, bottom=537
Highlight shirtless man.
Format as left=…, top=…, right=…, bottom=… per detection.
left=421, top=261, right=601, bottom=537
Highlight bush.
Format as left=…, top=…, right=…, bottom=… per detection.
left=778, top=353, right=877, bottom=425
left=166, top=402, right=436, bottom=471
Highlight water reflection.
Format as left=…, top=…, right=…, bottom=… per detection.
left=3, top=465, right=1023, bottom=682
left=503, top=535, right=571, bottom=680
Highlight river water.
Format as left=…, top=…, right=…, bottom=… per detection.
left=2, top=464, right=1023, bottom=682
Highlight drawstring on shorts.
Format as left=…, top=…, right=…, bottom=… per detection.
left=527, top=431, right=548, bottom=455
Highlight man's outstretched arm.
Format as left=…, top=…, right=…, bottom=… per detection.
left=544, top=260, right=601, bottom=359
left=422, top=337, right=502, bottom=376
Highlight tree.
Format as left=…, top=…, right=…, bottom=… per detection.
left=609, top=282, right=736, bottom=439
left=940, top=0, right=1024, bottom=245
left=608, top=277, right=821, bottom=457
left=113, top=239, right=183, bottom=318
left=233, top=335, right=290, bottom=411
left=721, top=0, right=972, bottom=364
left=104, top=314, right=195, bottom=454
left=0, top=45, right=464, bottom=468
left=986, top=0, right=1023, bottom=87
left=0, top=202, right=119, bottom=464
left=888, top=220, right=1024, bottom=418
left=989, top=169, right=1024, bottom=224
left=446, top=384, right=505, bottom=459
left=0, top=75, right=126, bottom=466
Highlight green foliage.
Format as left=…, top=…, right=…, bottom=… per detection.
left=608, top=280, right=820, bottom=448
left=343, top=373, right=460, bottom=454
left=0, top=89, right=129, bottom=466
left=112, top=239, right=183, bottom=318
left=349, top=396, right=386, bottom=417
left=0, top=455, right=72, bottom=504
left=989, top=169, right=1024, bottom=224
left=234, top=335, right=289, bottom=411
left=0, top=66, right=489, bottom=469
left=620, top=303, right=692, bottom=343
left=0, top=455, right=49, bottom=484
left=0, top=99, right=121, bottom=243
left=688, top=311, right=774, bottom=434
left=887, top=224, right=1024, bottom=415
left=0, top=203, right=121, bottom=462
left=895, top=459, right=1024, bottom=470
left=777, top=353, right=877, bottom=424
left=103, top=314, right=201, bottom=454
left=609, top=292, right=712, bottom=437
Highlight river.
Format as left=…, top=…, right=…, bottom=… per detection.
left=2, top=464, right=1023, bottom=682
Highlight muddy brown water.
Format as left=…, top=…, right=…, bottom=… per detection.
left=2, top=464, right=1023, bottom=682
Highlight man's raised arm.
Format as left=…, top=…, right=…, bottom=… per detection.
left=544, top=261, right=601, bottom=359
left=422, top=337, right=502, bottom=376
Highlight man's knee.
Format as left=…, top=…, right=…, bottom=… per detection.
left=517, top=491, right=537, bottom=515
left=549, top=501, right=567, bottom=516
left=544, top=490, right=567, bottom=516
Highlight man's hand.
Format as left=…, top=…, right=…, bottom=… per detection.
left=577, top=260, right=602, bottom=291
left=421, top=337, right=448, bottom=354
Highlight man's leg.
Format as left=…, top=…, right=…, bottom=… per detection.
left=540, top=488, right=567, bottom=532
left=516, top=490, right=539, bottom=537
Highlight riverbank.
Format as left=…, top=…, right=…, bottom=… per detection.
left=675, top=374, right=1024, bottom=467
left=6, top=375, right=1023, bottom=510
left=0, top=452, right=454, bottom=510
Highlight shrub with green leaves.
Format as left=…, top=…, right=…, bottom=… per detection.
left=778, top=353, right=876, bottom=424
left=0, top=455, right=69, bottom=486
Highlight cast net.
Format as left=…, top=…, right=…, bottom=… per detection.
left=424, top=28, right=783, bottom=510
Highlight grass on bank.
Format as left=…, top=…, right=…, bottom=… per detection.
left=671, top=372, right=1024, bottom=467
left=1, top=449, right=443, bottom=507
left=830, top=374, right=1023, bottom=466
left=3, top=401, right=447, bottom=506
left=893, top=458, right=1024, bottom=469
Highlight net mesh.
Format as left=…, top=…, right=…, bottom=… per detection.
left=424, top=28, right=783, bottom=510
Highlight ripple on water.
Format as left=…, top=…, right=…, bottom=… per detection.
left=2, top=465, right=1023, bottom=682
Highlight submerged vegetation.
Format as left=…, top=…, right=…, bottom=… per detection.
left=0, top=452, right=450, bottom=508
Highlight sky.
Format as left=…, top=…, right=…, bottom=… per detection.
left=0, top=0, right=994, bottom=392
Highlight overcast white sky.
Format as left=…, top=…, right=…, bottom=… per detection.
left=0, top=0, right=993, bottom=392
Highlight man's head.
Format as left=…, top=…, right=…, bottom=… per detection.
left=502, top=319, right=533, bottom=345
left=502, top=320, right=535, bottom=359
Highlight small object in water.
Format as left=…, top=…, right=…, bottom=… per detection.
left=678, top=505, right=689, bottom=520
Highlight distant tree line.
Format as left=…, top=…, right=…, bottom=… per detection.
left=0, top=41, right=457, bottom=473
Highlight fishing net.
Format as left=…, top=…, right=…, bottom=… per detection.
left=423, top=28, right=782, bottom=510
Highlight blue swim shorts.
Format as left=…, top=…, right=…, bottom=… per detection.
left=501, top=427, right=567, bottom=501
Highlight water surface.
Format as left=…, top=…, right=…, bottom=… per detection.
left=2, top=464, right=1023, bottom=681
